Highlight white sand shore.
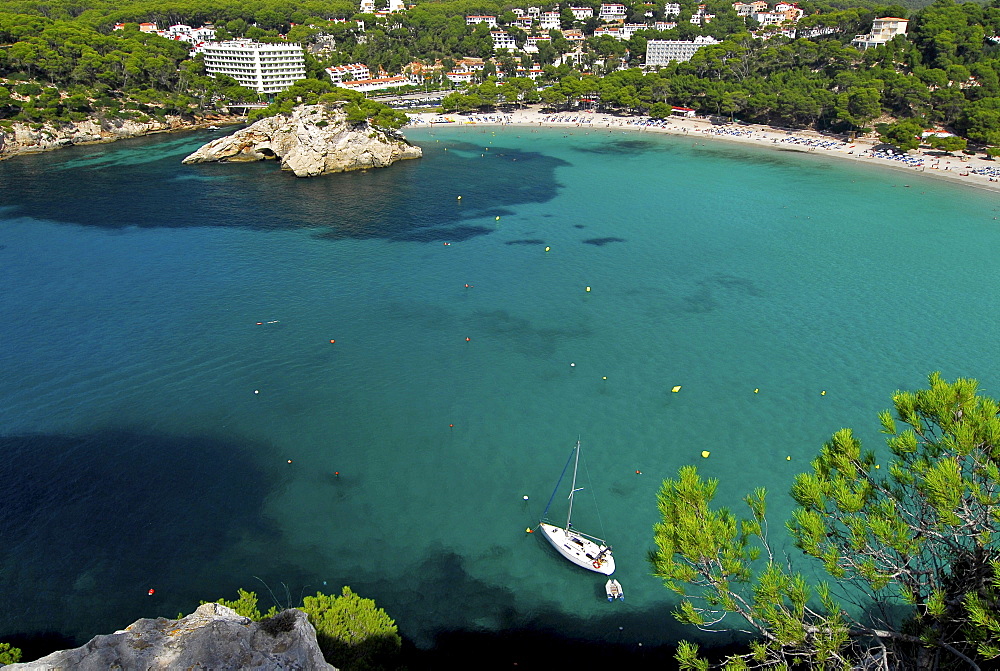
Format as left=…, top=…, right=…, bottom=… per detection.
left=406, top=105, right=1000, bottom=194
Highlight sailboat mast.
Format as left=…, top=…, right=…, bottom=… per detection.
left=566, top=440, right=581, bottom=530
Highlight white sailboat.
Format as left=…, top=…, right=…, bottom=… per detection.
left=538, top=440, right=616, bottom=575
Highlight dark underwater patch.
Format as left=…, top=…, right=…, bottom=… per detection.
left=0, top=429, right=278, bottom=648
left=582, top=237, right=626, bottom=246
left=505, top=239, right=546, bottom=245
left=574, top=139, right=659, bottom=155
left=0, top=131, right=570, bottom=244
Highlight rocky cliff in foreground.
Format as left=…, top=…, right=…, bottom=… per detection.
left=6, top=603, right=335, bottom=670
left=181, top=103, right=422, bottom=177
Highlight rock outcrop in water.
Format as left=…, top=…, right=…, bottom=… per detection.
left=6, top=603, right=335, bottom=670
left=181, top=103, right=422, bottom=177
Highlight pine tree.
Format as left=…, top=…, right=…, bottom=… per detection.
left=651, top=373, right=1000, bottom=669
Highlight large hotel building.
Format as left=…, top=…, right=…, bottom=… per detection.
left=202, top=41, right=306, bottom=94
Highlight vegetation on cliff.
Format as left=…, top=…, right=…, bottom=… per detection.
left=652, top=373, right=1000, bottom=669
left=247, top=78, right=409, bottom=130
left=209, top=586, right=402, bottom=671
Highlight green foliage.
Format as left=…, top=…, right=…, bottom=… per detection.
left=655, top=373, right=1000, bottom=669
left=0, top=642, right=22, bottom=665
left=203, top=588, right=278, bottom=621
left=301, top=586, right=401, bottom=671
left=202, top=586, right=400, bottom=669
left=245, top=78, right=405, bottom=130
left=927, top=134, right=967, bottom=153
left=878, top=118, right=924, bottom=150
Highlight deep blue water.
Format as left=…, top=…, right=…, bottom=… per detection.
left=2, top=125, right=999, bottom=663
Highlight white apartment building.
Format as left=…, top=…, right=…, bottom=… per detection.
left=594, top=26, right=623, bottom=38
left=621, top=23, right=650, bottom=38
left=524, top=35, right=552, bottom=52
left=733, top=2, right=752, bottom=16
left=655, top=21, right=678, bottom=29
left=514, top=16, right=534, bottom=29
left=664, top=3, right=681, bottom=16
left=645, top=35, right=719, bottom=65
left=491, top=30, right=519, bottom=50
left=570, top=6, right=594, bottom=19
left=466, top=15, right=498, bottom=27
left=852, top=17, right=908, bottom=49
left=540, top=11, right=562, bottom=29
left=600, top=3, right=629, bottom=21
left=202, top=41, right=306, bottom=94
left=326, top=63, right=371, bottom=83
left=753, top=11, right=786, bottom=26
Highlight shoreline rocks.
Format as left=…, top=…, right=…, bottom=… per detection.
left=181, top=103, right=422, bottom=177
left=5, top=603, right=335, bottom=670
left=0, top=115, right=238, bottom=160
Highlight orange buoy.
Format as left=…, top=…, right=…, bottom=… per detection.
left=636, top=470, right=641, bottom=474
left=329, top=339, right=336, bottom=344
left=256, top=322, right=263, bottom=325
left=148, top=589, right=155, bottom=596
left=466, top=337, right=471, bottom=342
left=449, top=424, right=454, bottom=428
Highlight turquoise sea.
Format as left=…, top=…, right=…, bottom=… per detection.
left=1, top=124, right=999, bottom=665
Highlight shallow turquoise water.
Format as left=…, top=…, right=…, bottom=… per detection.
left=1, top=125, right=999, bottom=653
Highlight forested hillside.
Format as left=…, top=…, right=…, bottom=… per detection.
left=2, top=0, right=1000, bottom=150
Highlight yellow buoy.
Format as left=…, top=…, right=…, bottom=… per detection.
left=585, top=286, right=591, bottom=292
left=875, top=464, right=880, bottom=469
left=701, top=450, right=710, bottom=458
left=821, top=390, right=826, bottom=395
left=544, top=246, right=550, bottom=252
left=671, top=385, right=682, bottom=393
left=457, top=195, right=461, bottom=200
left=525, top=527, right=533, bottom=533
left=496, top=216, right=500, bottom=221
left=754, top=388, right=759, bottom=393
left=602, top=376, right=607, bottom=380
left=786, top=456, right=791, bottom=461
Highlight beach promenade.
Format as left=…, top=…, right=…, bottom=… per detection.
left=407, top=105, right=1000, bottom=193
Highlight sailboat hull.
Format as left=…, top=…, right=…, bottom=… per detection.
left=539, top=523, right=615, bottom=575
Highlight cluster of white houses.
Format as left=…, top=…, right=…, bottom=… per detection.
left=122, top=1, right=910, bottom=97
left=113, top=21, right=216, bottom=42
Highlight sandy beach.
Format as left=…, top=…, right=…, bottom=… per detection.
left=407, top=105, right=1000, bottom=194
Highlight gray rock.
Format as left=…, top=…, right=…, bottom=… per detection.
left=7, top=603, right=335, bottom=670
left=0, top=116, right=187, bottom=158
left=181, top=103, right=422, bottom=177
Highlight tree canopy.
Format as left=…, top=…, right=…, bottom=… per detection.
left=652, top=372, right=1000, bottom=670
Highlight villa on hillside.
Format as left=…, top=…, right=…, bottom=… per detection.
left=466, top=15, right=498, bottom=27
left=326, top=63, right=371, bottom=83
left=600, top=3, right=629, bottom=21
left=852, top=17, right=908, bottom=49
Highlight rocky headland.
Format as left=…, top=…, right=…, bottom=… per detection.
left=0, top=114, right=234, bottom=160
left=181, top=103, right=422, bottom=177
left=5, top=602, right=334, bottom=670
